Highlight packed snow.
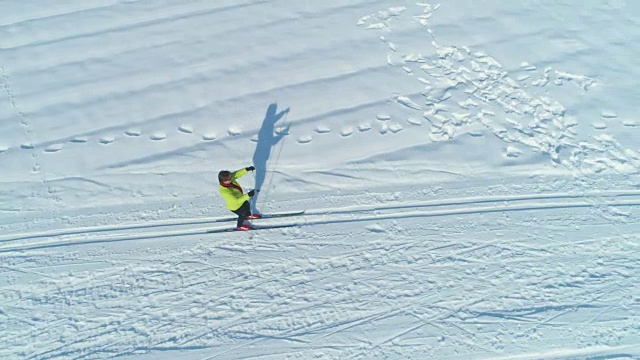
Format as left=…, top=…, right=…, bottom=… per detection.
left=1, top=1, right=639, bottom=359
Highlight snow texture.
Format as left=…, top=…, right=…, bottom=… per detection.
left=1, top=1, right=639, bottom=359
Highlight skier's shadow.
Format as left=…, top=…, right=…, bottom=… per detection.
left=251, top=103, right=290, bottom=214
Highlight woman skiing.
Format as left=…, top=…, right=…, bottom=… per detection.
left=218, top=166, right=260, bottom=231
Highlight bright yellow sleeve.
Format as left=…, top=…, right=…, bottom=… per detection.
left=232, top=168, right=248, bottom=179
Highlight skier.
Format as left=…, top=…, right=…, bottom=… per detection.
left=218, top=166, right=261, bottom=231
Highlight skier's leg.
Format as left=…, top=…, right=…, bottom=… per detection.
left=232, top=201, right=251, bottom=227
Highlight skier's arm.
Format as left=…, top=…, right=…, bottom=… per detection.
left=232, top=168, right=248, bottom=180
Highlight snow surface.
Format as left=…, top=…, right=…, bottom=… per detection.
left=1, top=1, right=639, bottom=359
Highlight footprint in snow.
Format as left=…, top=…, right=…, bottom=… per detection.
left=621, top=120, right=637, bottom=127
left=124, top=129, right=142, bottom=137
left=388, top=122, right=404, bottom=133
left=591, top=122, right=607, bottom=130
left=99, top=136, right=116, bottom=145
left=601, top=110, right=617, bottom=119
left=69, top=136, right=88, bottom=143
left=407, top=117, right=422, bottom=126
left=297, top=135, right=312, bottom=144
left=429, top=131, right=451, bottom=142
left=44, top=143, right=63, bottom=153
left=358, top=122, right=372, bottom=132
left=228, top=127, right=242, bottom=136
left=315, top=125, right=331, bottom=134
left=340, top=127, right=354, bottom=137
left=149, top=132, right=167, bottom=141
left=20, top=143, right=35, bottom=149
left=395, top=96, right=422, bottom=110
left=178, top=125, right=194, bottom=134
left=504, top=146, right=523, bottom=158
left=202, top=133, right=216, bottom=141
left=0, top=145, right=8, bottom=153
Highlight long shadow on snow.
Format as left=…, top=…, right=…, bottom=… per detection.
left=251, top=103, right=290, bottom=214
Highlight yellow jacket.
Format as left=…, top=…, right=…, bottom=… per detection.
left=219, top=168, right=250, bottom=211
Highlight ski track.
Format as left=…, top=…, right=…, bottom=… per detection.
left=3, top=227, right=639, bottom=359
left=2, top=189, right=640, bottom=250
left=1, top=1, right=639, bottom=359
left=1, top=190, right=639, bottom=359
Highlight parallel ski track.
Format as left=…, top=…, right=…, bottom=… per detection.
left=1, top=190, right=639, bottom=252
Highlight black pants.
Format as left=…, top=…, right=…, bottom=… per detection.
left=232, top=201, right=251, bottom=227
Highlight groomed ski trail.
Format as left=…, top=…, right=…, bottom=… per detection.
left=1, top=190, right=639, bottom=252
left=2, top=194, right=638, bottom=360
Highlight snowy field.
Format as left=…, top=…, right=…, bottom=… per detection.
left=1, top=1, right=639, bottom=359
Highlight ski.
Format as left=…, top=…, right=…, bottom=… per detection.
left=212, top=210, right=305, bottom=223
left=254, top=210, right=305, bottom=219
left=206, top=223, right=299, bottom=234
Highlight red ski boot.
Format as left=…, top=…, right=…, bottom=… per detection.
left=236, top=225, right=251, bottom=231
left=245, top=214, right=261, bottom=220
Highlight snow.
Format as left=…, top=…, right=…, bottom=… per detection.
left=1, top=1, right=639, bottom=359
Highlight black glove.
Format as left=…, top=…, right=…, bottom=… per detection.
left=247, top=190, right=255, bottom=197
left=246, top=166, right=255, bottom=171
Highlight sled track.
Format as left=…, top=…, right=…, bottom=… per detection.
left=1, top=189, right=639, bottom=252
